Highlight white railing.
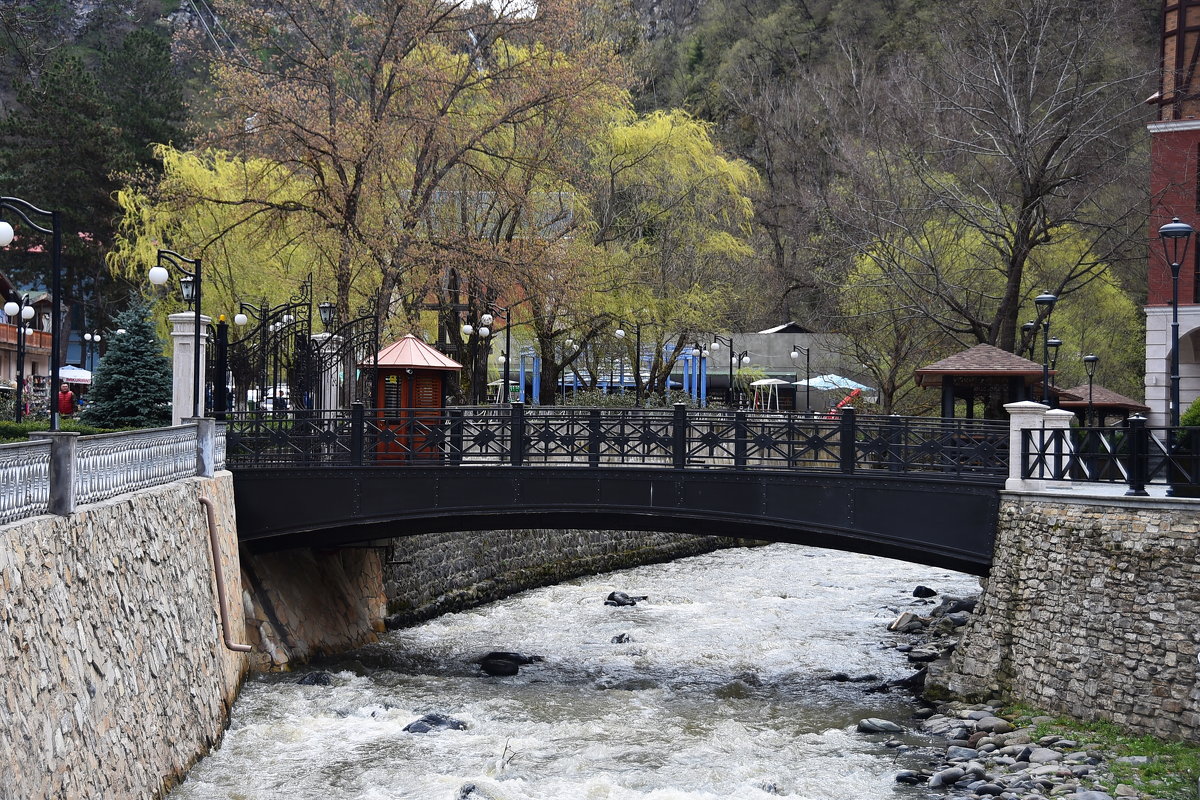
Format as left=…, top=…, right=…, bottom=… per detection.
left=0, top=439, right=51, bottom=524
left=0, top=421, right=225, bottom=526
left=76, top=425, right=200, bottom=506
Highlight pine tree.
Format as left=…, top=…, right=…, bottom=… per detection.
left=80, top=304, right=172, bottom=429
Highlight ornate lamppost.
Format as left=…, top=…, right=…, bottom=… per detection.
left=1158, top=216, right=1195, bottom=428
left=83, top=330, right=101, bottom=370
left=614, top=322, right=643, bottom=405
left=3, top=294, right=34, bottom=422
left=1083, top=353, right=1099, bottom=426
left=1034, top=292, right=1058, bottom=405
left=148, top=249, right=203, bottom=418
left=709, top=335, right=749, bottom=408
left=0, top=197, right=63, bottom=430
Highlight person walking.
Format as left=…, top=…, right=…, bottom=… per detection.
left=57, top=383, right=76, bottom=417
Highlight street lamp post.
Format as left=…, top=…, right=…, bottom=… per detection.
left=0, top=197, right=63, bottom=430
left=1083, top=353, right=1099, bottom=426
left=462, top=308, right=512, bottom=404
left=3, top=294, right=34, bottom=423
left=148, top=249, right=203, bottom=418
left=705, top=333, right=744, bottom=407
left=1021, top=320, right=1038, bottom=360
left=83, top=330, right=101, bottom=370
left=614, top=323, right=643, bottom=405
left=1159, top=216, right=1195, bottom=428
left=790, top=344, right=811, bottom=412
left=1034, top=292, right=1058, bottom=405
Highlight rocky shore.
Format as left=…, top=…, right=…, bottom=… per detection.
left=865, top=586, right=1178, bottom=800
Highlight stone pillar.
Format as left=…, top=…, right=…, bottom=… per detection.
left=170, top=312, right=211, bottom=427
left=1004, top=401, right=1049, bottom=492
left=311, top=332, right=343, bottom=411
left=190, top=416, right=216, bottom=478
left=1043, top=408, right=1077, bottom=490
left=28, top=430, right=79, bottom=515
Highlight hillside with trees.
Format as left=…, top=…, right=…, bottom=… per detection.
left=0, top=0, right=1166, bottom=410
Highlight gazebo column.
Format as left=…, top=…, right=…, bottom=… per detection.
left=1005, top=375, right=1024, bottom=404
left=941, top=376, right=956, bottom=418
left=963, top=386, right=975, bottom=419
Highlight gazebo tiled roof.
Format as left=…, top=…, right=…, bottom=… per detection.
left=914, top=344, right=1047, bottom=388
left=1057, top=384, right=1149, bottom=413
left=365, top=334, right=462, bottom=371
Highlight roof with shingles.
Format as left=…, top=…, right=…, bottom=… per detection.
left=914, top=344, right=1048, bottom=387
left=1057, top=384, right=1149, bottom=412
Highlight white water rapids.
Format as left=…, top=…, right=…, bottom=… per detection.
left=169, top=543, right=980, bottom=800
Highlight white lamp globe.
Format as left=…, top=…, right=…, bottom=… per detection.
left=234, top=313, right=248, bottom=326
left=481, top=313, right=494, bottom=326
left=710, top=340, right=720, bottom=350
left=21, top=305, right=33, bottom=320
left=615, top=329, right=625, bottom=339
left=478, top=326, right=490, bottom=337
left=0, top=221, right=14, bottom=247
left=462, top=323, right=474, bottom=336
left=148, top=265, right=170, bottom=285
left=3, top=301, right=18, bottom=318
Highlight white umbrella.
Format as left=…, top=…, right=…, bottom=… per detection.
left=750, top=378, right=789, bottom=410
left=59, top=365, right=91, bottom=385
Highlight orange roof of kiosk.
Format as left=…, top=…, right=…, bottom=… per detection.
left=366, top=334, right=463, bottom=371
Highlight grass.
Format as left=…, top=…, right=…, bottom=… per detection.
left=1004, top=703, right=1200, bottom=799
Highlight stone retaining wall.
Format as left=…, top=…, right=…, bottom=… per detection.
left=0, top=474, right=247, bottom=799
left=383, top=529, right=747, bottom=626
left=942, top=492, right=1200, bottom=740
left=240, top=547, right=387, bottom=672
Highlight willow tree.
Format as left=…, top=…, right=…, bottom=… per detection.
left=586, top=109, right=760, bottom=399
left=180, top=0, right=623, bottom=330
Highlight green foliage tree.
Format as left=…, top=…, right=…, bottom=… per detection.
left=80, top=304, right=172, bottom=429
left=99, top=28, right=188, bottom=175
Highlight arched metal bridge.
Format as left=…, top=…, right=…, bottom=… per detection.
left=225, top=405, right=1009, bottom=575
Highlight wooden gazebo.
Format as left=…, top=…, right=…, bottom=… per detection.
left=914, top=343, right=1070, bottom=418
left=1058, top=384, right=1150, bottom=426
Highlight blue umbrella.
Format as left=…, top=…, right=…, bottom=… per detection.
left=793, top=373, right=874, bottom=392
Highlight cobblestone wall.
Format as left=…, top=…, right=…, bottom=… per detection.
left=942, top=493, right=1200, bottom=740
left=0, top=475, right=247, bottom=799
left=383, top=529, right=748, bottom=626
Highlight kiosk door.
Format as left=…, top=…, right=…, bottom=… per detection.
left=378, top=372, right=444, bottom=461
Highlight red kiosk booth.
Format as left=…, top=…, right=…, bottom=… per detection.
left=368, top=334, right=462, bottom=461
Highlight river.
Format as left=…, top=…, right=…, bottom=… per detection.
left=168, top=543, right=980, bottom=800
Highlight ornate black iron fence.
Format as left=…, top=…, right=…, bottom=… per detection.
left=223, top=405, right=1010, bottom=478
left=206, top=281, right=380, bottom=416
left=1021, top=418, right=1200, bottom=496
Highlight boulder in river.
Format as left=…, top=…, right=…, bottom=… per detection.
left=295, top=671, right=334, bottom=686
left=857, top=718, right=905, bottom=733
left=404, top=712, right=468, bottom=733
left=474, top=651, right=544, bottom=676
left=913, top=585, right=938, bottom=598
left=605, top=591, right=648, bottom=606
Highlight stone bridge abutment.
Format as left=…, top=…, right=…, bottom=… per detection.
left=938, top=491, right=1200, bottom=740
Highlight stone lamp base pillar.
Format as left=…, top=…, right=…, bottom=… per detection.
left=169, top=312, right=211, bottom=427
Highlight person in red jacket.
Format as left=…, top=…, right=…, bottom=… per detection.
left=57, top=383, right=76, bottom=417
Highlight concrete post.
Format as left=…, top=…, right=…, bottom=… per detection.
left=190, top=417, right=216, bottom=478
left=1043, top=409, right=1077, bottom=490
left=29, top=430, right=79, bottom=515
left=1005, top=401, right=1049, bottom=492
left=169, top=311, right=211, bottom=427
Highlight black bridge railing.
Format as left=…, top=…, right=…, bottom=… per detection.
left=1022, top=418, right=1200, bottom=496
left=223, top=404, right=1009, bottom=479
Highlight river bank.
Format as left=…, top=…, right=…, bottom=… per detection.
left=878, top=589, right=1200, bottom=800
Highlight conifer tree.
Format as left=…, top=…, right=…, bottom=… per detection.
left=80, top=304, right=172, bottom=429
